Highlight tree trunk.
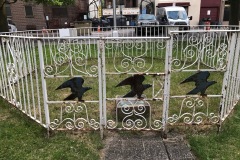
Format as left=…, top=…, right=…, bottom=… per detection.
left=229, top=0, right=240, bottom=26
left=0, top=0, right=9, bottom=32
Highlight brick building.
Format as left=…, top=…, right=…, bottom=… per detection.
left=5, top=0, right=88, bottom=31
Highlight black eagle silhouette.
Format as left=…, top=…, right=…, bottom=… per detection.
left=116, top=75, right=152, bottom=99
left=56, top=77, right=92, bottom=101
left=180, top=71, right=216, bottom=96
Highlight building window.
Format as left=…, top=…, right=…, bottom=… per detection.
left=25, top=5, right=33, bottom=17
left=52, top=7, right=68, bottom=18
left=5, top=5, right=12, bottom=17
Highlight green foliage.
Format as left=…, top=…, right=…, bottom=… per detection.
left=0, top=0, right=8, bottom=32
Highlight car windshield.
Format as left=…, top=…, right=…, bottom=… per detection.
left=167, top=11, right=187, bottom=20
left=138, top=14, right=156, bottom=20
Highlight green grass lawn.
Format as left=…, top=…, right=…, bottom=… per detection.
left=0, top=98, right=103, bottom=160
left=188, top=104, right=240, bottom=160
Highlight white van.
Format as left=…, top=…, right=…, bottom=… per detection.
left=156, top=6, right=192, bottom=30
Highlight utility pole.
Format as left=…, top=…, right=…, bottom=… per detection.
left=112, top=0, right=118, bottom=36
left=120, top=0, right=123, bottom=26
left=140, top=0, right=143, bottom=14
left=98, top=0, right=102, bottom=18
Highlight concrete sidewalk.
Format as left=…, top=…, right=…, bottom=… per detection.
left=101, top=132, right=195, bottom=160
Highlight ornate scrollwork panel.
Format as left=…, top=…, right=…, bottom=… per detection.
left=168, top=97, right=219, bottom=125
left=201, top=36, right=228, bottom=70
left=105, top=39, right=166, bottom=73
left=6, top=63, right=18, bottom=104
left=171, top=32, right=228, bottom=71
left=49, top=103, right=100, bottom=130
left=106, top=99, right=163, bottom=130
left=43, top=39, right=98, bottom=76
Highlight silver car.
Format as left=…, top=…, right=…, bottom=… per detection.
left=135, top=14, right=159, bottom=36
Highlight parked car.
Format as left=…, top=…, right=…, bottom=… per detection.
left=156, top=6, right=192, bottom=31
left=106, top=15, right=127, bottom=26
left=135, top=14, right=159, bottom=36
left=91, top=17, right=110, bottom=31
left=7, top=18, right=17, bottom=32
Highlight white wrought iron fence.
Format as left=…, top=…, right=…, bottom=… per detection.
left=0, top=36, right=44, bottom=126
left=0, top=27, right=240, bottom=137
left=2, top=25, right=239, bottom=38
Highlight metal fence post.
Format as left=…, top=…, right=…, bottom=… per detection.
left=98, top=37, right=106, bottom=139
left=0, top=38, right=9, bottom=99
left=229, top=33, right=240, bottom=109
left=102, top=39, right=107, bottom=130
left=162, top=36, right=173, bottom=135
left=236, top=33, right=240, bottom=104
left=38, top=40, right=50, bottom=135
left=219, top=32, right=237, bottom=131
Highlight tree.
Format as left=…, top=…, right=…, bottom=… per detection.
left=0, top=0, right=17, bottom=32
left=140, top=0, right=154, bottom=14
left=229, top=0, right=240, bottom=26
left=0, top=0, right=75, bottom=32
